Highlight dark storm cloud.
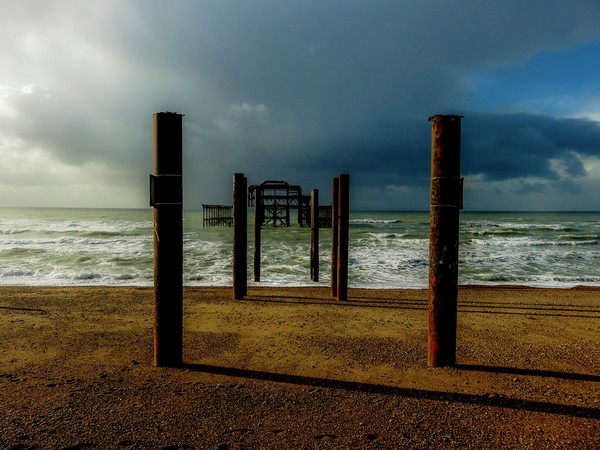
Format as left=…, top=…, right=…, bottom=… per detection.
left=462, top=113, right=600, bottom=181
left=2, top=0, right=600, bottom=207
left=186, top=108, right=600, bottom=209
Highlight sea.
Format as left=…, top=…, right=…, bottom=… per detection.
left=1, top=208, right=599, bottom=289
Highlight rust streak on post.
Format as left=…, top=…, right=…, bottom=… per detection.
left=337, top=174, right=350, bottom=301
left=428, top=114, right=463, bottom=368
left=254, top=188, right=262, bottom=282
left=152, top=112, right=183, bottom=368
left=310, top=189, right=319, bottom=282
left=331, top=177, right=339, bottom=297
left=233, top=173, right=248, bottom=300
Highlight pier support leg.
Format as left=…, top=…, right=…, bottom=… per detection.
left=233, top=173, right=248, bottom=300
left=428, top=115, right=463, bottom=368
left=254, top=188, right=262, bottom=282
left=331, top=177, right=339, bottom=297
left=310, top=189, right=319, bottom=282
left=337, top=174, right=350, bottom=301
left=152, top=112, right=183, bottom=368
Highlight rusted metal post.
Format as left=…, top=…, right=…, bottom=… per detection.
left=254, top=188, right=262, bottom=282
left=286, top=193, right=291, bottom=227
left=310, top=189, right=319, bottom=282
left=151, top=112, right=183, bottom=368
left=233, top=173, right=248, bottom=300
left=337, top=174, right=350, bottom=301
left=428, top=114, right=463, bottom=368
left=331, top=177, right=339, bottom=297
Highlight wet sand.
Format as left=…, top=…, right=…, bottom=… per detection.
left=1, top=285, right=599, bottom=449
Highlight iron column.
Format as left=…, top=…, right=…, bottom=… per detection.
left=428, top=114, right=463, bottom=367
left=254, top=188, right=262, bottom=282
left=310, top=189, right=319, bottom=282
left=152, top=112, right=183, bottom=368
left=331, top=177, right=339, bottom=297
left=337, top=174, right=350, bottom=301
left=233, top=173, right=248, bottom=300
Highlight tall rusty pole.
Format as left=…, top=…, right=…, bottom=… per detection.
left=337, top=174, right=350, bottom=301
left=151, top=112, right=183, bottom=368
left=233, top=173, right=248, bottom=300
left=331, top=177, right=339, bottom=297
left=310, top=189, right=319, bottom=282
left=428, top=115, right=463, bottom=368
left=254, top=188, right=262, bottom=282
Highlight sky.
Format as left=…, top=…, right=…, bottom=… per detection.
left=1, top=0, right=600, bottom=211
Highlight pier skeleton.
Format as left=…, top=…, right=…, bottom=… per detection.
left=202, top=204, right=232, bottom=227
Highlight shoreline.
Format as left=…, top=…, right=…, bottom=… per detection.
left=1, top=282, right=600, bottom=289
left=1, top=285, right=598, bottom=448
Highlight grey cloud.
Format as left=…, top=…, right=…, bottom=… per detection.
left=462, top=113, right=600, bottom=181
left=2, top=0, right=600, bottom=208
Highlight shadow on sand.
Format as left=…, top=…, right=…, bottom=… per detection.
left=243, top=294, right=600, bottom=319
left=183, top=363, right=600, bottom=420
left=455, top=364, right=600, bottom=382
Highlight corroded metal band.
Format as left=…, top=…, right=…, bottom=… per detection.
left=149, top=174, right=183, bottom=206
left=430, top=176, right=463, bottom=209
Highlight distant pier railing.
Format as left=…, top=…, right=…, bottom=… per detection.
left=248, top=180, right=332, bottom=228
left=202, top=204, right=233, bottom=227
left=317, top=205, right=332, bottom=228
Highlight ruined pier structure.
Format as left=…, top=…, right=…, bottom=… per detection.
left=202, top=180, right=331, bottom=228
left=201, top=204, right=232, bottom=227
left=152, top=112, right=462, bottom=369
left=248, top=180, right=331, bottom=228
left=234, top=175, right=350, bottom=300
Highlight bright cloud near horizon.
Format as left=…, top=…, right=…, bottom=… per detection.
left=1, top=0, right=600, bottom=211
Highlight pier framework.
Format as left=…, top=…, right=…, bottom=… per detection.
left=248, top=180, right=332, bottom=228
left=248, top=180, right=308, bottom=227
left=202, top=204, right=232, bottom=227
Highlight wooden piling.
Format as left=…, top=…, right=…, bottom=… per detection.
left=254, top=188, right=262, bottom=282
left=310, top=189, right=319, bottom=282
left=428, top=114, right=463, bottom=367
left=337, top=174, right=350, bottom=301
left=152, top=112, right=183, bottom=368
left=331, top=177, right=339, bottom=297
left=233, top=173, right=248, bottom=300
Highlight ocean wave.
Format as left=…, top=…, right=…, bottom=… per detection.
left=490, top=222, right=576, bottom=231
left=78, top=230, right=138, bottom=238
left=113, top=274, right=141, bottom=281
left=464, top=229, right=525, bottom=236
left=373, top=233, right=399, bottom=239
left=1, top=229, right=31, bottom=235
left=555, top=240, right=598, bottom=246
left=557, top=234, right=600, bottom=241
left=0, top=269, right=38, bottom=278
left=74, top=272, right=104, bottom=280
left=350, top=218, right=402, bottom=224
left=1, top=208, right=599, bottom=288
left=0, top=247, right=47, bottom=256
left=464, top=236, right=598, bottom=248
left=552, top=276, right=600, bottom=283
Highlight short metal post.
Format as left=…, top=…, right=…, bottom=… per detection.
left=428, top=114, right=463, bottom=367
left=337, top=174, right=350, bottom=301
left=254, top=188, right=262, bottom=282
left=233, top=173, right=248, bottom=300
left=331, top=177, right=339, bottom=297
left=310, top=189, right=319, bottom=282
left=152, top=112, right=183, bottom=368
left=286, top=195, right=291, bottom=227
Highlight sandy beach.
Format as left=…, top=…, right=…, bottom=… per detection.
left=1, top=285, right=598, bottom=449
